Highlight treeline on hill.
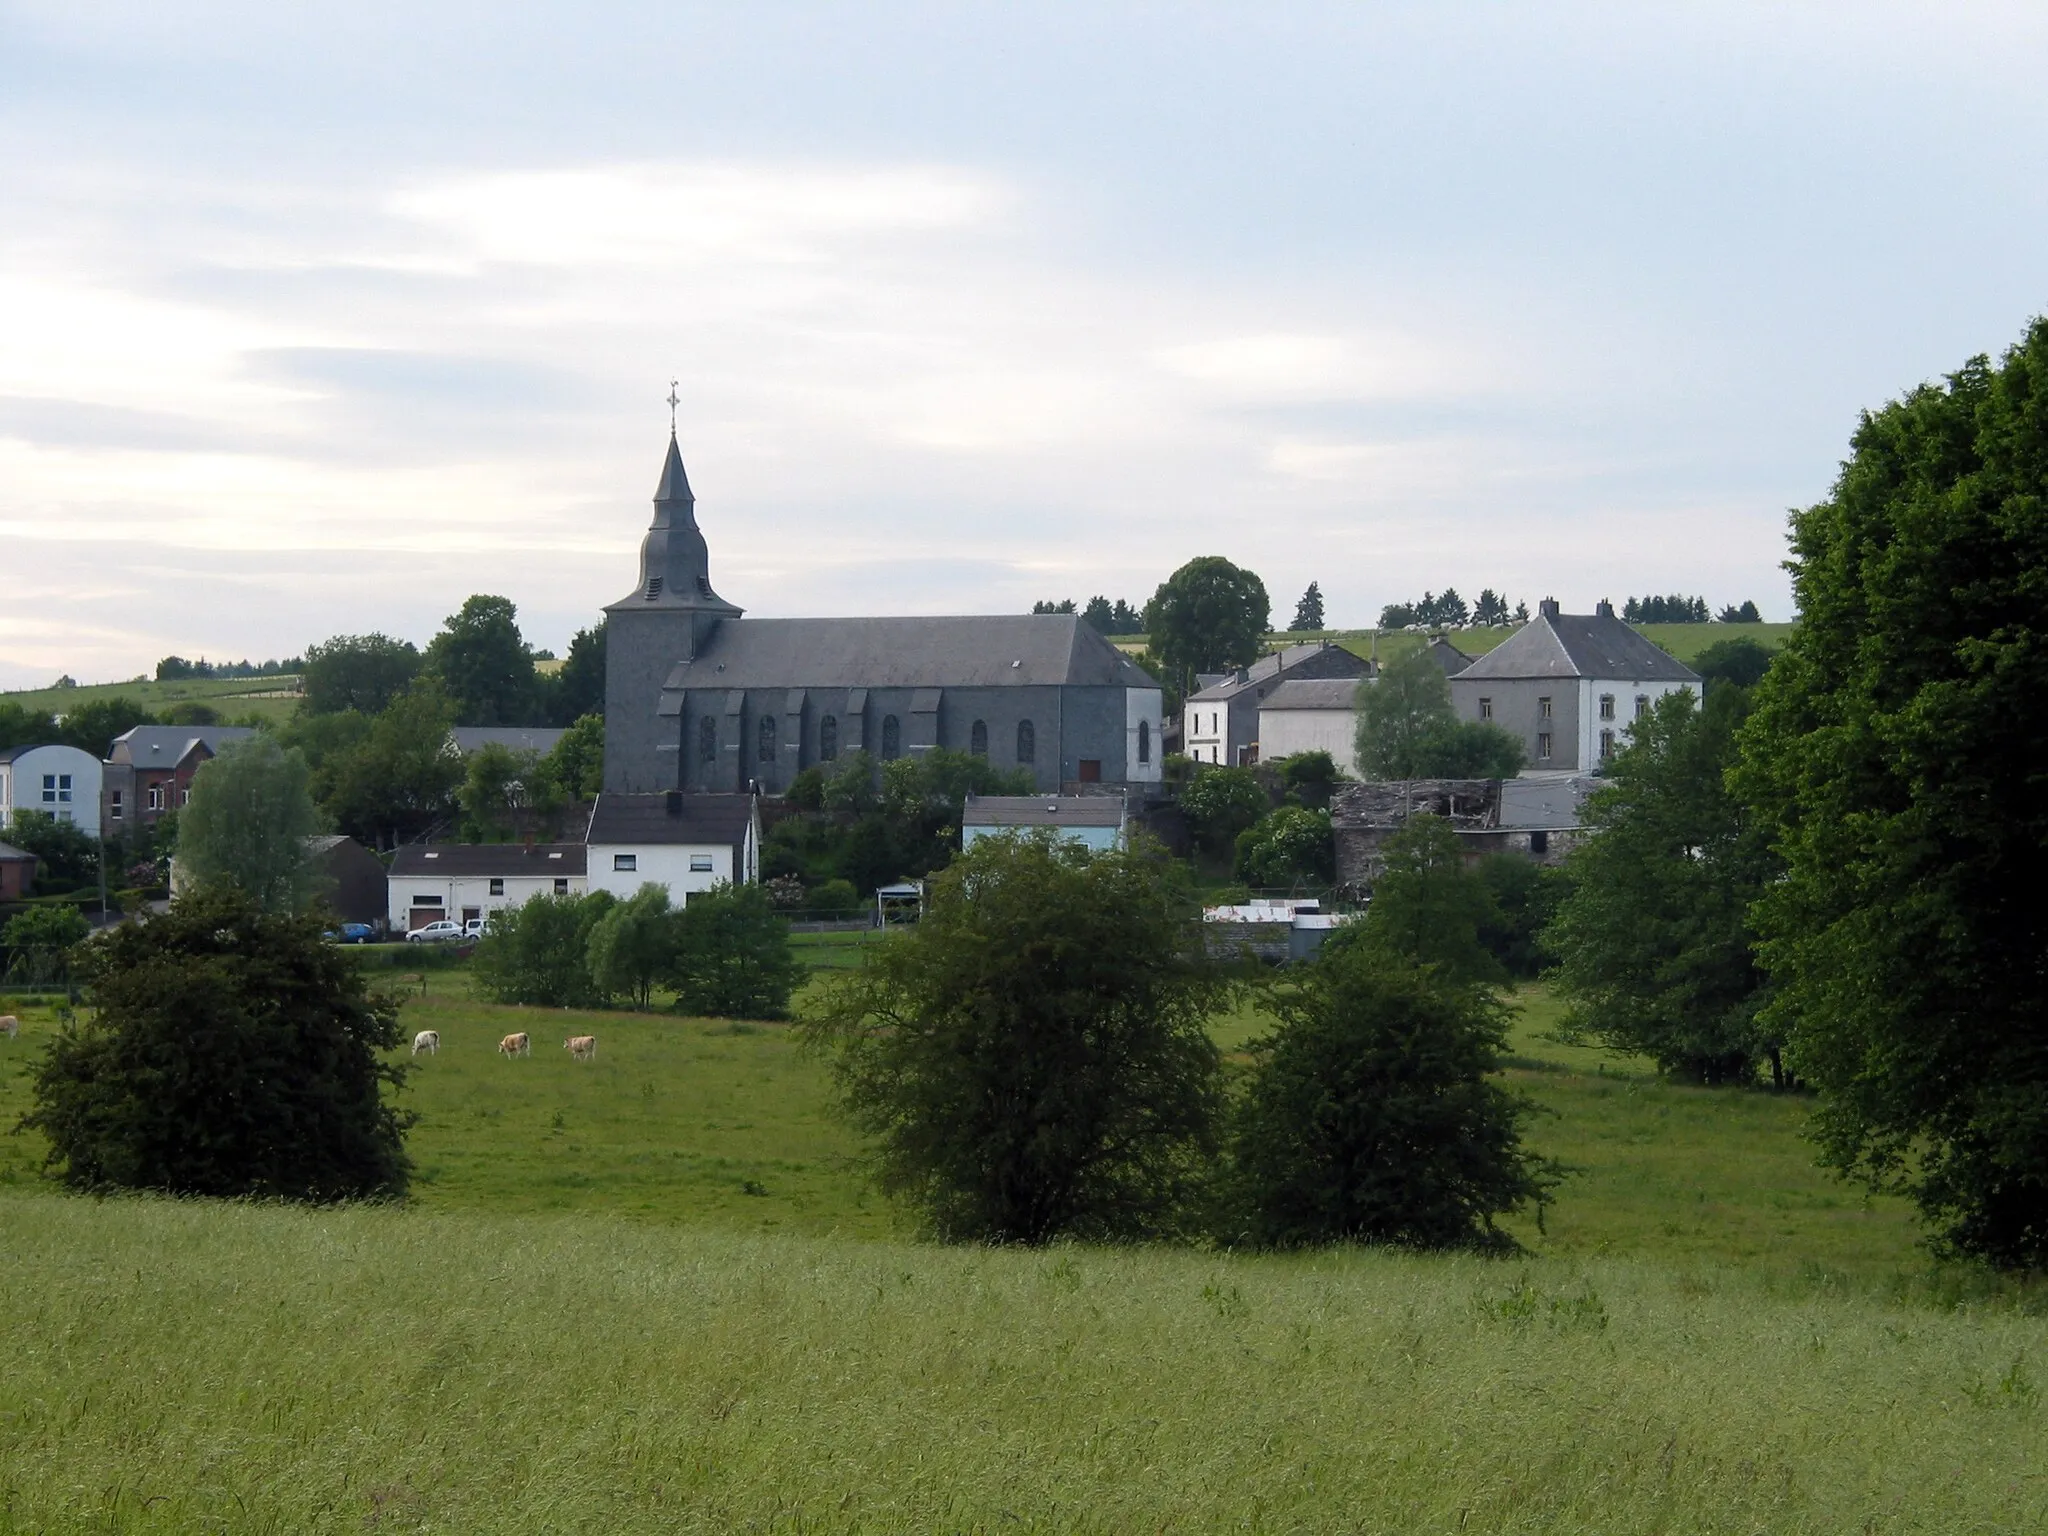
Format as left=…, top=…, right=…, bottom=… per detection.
left=1621, top=595, right=1764, bottom=624
left=1379, top=588, right=1527, bottom=629
left=154, top=655, right=302, bottom=681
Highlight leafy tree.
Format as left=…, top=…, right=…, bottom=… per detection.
left=1291, top=582, right=1326, bottom=632
left=1111, top=598, right=1143, bottom=633
left=302, top=634, right=422, bottom=716
left=456, top=742, right=557, bottom=842
left=1031, top=598, right=1078, bottom=614
left=542, top=712, right=605, bottom=800
left=424, top=595, right=538, bottom=726
left=805, top=833, right=1226, bottom=1242
left=1278, top=748, right=1341, bottom=808
left=1179, top=764, right=1270, bottom=855
left=23, top=890, right=410, bottom=1199
left=1379, top=601, right=1419, bottom=629
left=472, top=889, right=617, bottom=1007
left=1622, top=594, right=1711, bottom=624
left=178, top=735, right=325, bottom=913
left=328, top=681, right=462, bottom=847
left=54, top=696, right=155, bottom=758
left=159, top=701, right=221, bottom=726
left=1732, top=321, right=2048, bottom=1265
left=1144, top=557, right=1270, bottom=695
left=1234, top=805, right=1334, bottom=887
left=1547, top=687, right=1773, bottom=1084
left=1474, top=854, right=1561, bottom=979
left=279, top=708, right=374, bottom=818
left=3, top=904, right=90, bottom=951
left=1360, top=814, right=1502, bottom=984
left=1717, top=600, right=1764, bottom=623
left=548, top=619, right=607, bottom=725
left=1693, top=636, right=1775, bottom=690
left=587, top=884, right=676, bottom=1011
left=2, top=810, right=98, bottom=890
left=1472, top=589, right=1510, bottom=625
left=1429, top=720, right=1527, bottom=777
left=1355, top=648, right=1523, bottom=780
left=667, top=881, right=802, bottom=1019
left=0, top=701, right=61, bottom=754
left=1082, top=595, right=1116, bottom=633
left=1224, top=940, right=1555, bottom=1250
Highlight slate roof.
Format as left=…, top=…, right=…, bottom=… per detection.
left=659, top=616, right=1156, bottom=692
left=1455, top=614, right=1698, bottom=683
left=106, top=725, right=257, bottom=766
left=1186, top=642, right=1368, bottom=703
left=0, top=840, right=34, bottom=862
left=389, top=843, right=589, bottom=878
left=586, top=792, right=756, bottom=848
left=1497, top=774, right=1602, bottom=829
left=447, top=727, right=569, bottom=757
left=1260, top=678, right=1362, bottom=712
left=1427, top=637, right=1474, bottom=676
left=963, top=795, right=1127, bottom=829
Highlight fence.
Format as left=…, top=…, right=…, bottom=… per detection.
left=0, top=946, right=78, bottom=1003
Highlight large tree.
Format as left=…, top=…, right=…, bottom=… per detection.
left=1359, top=813, right=1502, bottom=985
left=177, top=736, right=325, bottom=913
left=804, top=833, right=1226, bottom=1243
left=548, top=619, right=607, bottom=725
left=1733, top=320, right=2048, bottom=1267
left=302, top=634, right=422, bottom=716
left=1291, top=582, right=1326, bottom=632
left=1354, top=647, right=1523, bottom=780
left=327, top=682, right=462, bottom=847
left=54, top=697, right=155, bottom=759
left=425, top=595, right=538, bottom=726
left=1144, top=557, right=1270, bottom=695
left=1546, top=687, right=1778, bottom=1084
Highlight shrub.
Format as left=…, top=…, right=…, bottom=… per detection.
left=809, top=878, right=862, bottom=916
left=804, top=832, right=1227, bottom=1243
left=1179, top=766, right=1270, bottom=854
left=1224, top=942, right=1556, bottom=1250
left=667, top=883, right=802, bottom=1020
left=585, top=884, right=676, bottom=1011
left=1233, top=806, right=1334, bottom=888
left=471, top=889, right=617, bottom=1007
left=3, top=904, right=90, bottom=951
left=1361, top=814, right=1503, bottom=985
left=22, top=890, right=410, bottom=1199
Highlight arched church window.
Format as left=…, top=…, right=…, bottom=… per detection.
left=698, top=718, right=718, bottom=764
left=1016, top=719, right=1035, bottom=763
left=881, top=715, right=901, bottom=759
left=758, top=715, right=777, bottom=763
left=1137, top=719, right=1150, bottom=764
left=970, top=719, right=988, bottom=757
left=820, top=714, right=838, bottom=761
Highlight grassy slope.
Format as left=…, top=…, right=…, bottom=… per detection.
left=0, top=673, right=305, bottom=726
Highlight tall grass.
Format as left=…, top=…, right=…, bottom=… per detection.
left=0, top=1192, right=2041, bottom=1533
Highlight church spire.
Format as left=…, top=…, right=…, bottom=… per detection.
left=610, top=425, right=742, bottom=620
left=654, top=429, right=695, bottom=506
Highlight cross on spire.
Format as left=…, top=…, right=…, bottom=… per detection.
left=666, top=379, right=680, bottom=433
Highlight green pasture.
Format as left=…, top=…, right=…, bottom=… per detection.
left=0, top=672, right=304, bottom=726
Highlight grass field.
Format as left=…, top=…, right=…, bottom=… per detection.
left=0, top=672, right=305, bottom=726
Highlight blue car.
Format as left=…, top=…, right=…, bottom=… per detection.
left=324, top=922, right=377, bottom=944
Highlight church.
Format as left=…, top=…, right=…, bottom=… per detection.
left=603, top=433, right=1166, bottom=797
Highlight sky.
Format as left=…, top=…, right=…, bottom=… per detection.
left=3, top=2, right=2046, bottom=689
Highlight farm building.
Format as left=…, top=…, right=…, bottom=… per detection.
left=585, top=790, right=759, bottom=901
left=386, top=843, right=588, bottom=934
left=604, top=433, right=1164, bottom=797
left=961, top=794, right=1128, bottom=851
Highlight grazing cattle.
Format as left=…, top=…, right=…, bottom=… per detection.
left=0, top=1015, right=18, bottom=1039
left=412, top=1030, right=440, bottom=1056
left=564, top=1034, right=597, bottom=1062
left=498, top=1032, right=531, bottom=1058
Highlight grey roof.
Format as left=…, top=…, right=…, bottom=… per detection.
left=1497, top=774, right=1601, bottom=829
left=0, top=840, right=34, bottom=862
left=963, top=795, right=1126, bottom=828
left=587, top=792, right=755, bottom=848
left=447, top=727, right=569, bottom=757
left=1428, top=637, right=1474, bottom=676
left=106, top=725, right=256, bottom=766
left=389, top=843, right=589, bottom=878
left=655, top=431, right=695, bottom=504
left=1187, top=642, right=1368, bottom=703
left=1455, top=614, right=1698, bottom=684
left=1260, top=678, right=1361, bottom=712
left=659, top=616, right=1157, bottom=692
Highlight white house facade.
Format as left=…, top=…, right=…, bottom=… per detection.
left=1256, top=679, right=1363, bottom=777
left=0, top=744, right=104, bottom=838
left=385, top=844, right=588, bottom=932
left=585, top=791, right=759, bottom=902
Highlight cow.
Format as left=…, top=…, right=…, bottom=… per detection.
left=0, top=1016, right=18, bottom=1039
left=498, top=1032, right=531, bottom=1058
left=412, top=1030, right=440, bottom=1056
left=564, top=1035, right=597, bottom=1062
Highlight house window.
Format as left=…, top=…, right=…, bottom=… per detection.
left=1530, top=831, right=1549, bottom=855
left=110, top=791, right=123, bottom=820
left=820, top=714, right=838, bottom=761
left=614, top=854, right=637, bottom=872
left=1599, top=694, right=1616, bottom=721
left=43, top=773, right=72, bottom=804
left=1537, top=732, right=1552, bottom=759
left=414, top=893, right=444, bottom=906
left=1599, top=729, right=1616, bottom=760
left=147, top=785, right=165, bottom=811
left=970, top=719, right=988, bottom=757
left=1538, top=697, right=1553, bottom=719
left=881, top=715, right=901, bottom=759
left=1017, top=719, right=1035, bottom=763
left=1478, top=698, right=1492, bottom=721
left=489, top=878, right=505, bottom=896
left=179, top=788, right=190, bottom=806
left=689, top=854, right=714, bottom=873
left=553, top=878, right=569, bottom=895
left=758, top=715, right=777, bottom=763
left=698, top=717, right=718, bottom=763
left=1635, top=694, right=1649, bottom=720
left=1137, top=719, right=1150, bottom=764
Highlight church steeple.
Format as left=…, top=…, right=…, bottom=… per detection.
left=614, top=429, right=741, bottom=621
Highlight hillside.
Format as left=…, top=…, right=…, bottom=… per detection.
left=0, top=673, right=304, bottom=726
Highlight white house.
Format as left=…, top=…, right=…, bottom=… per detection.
left=1181, top=642, right=1370, bottom=768
left=961, top=793, right=1127, bottom=851
left=1256, top=678, right=1364, bottom=777
left=585, top=791, right=759, bottom=902
left=0, top=743, right=104, bottom=838
left=385, top=843, right=588, bottom=933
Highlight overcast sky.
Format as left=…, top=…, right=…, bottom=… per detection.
left=3, top=3, right=2046, bottom=688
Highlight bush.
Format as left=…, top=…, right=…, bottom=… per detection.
left=1224, top=940, right=1556, bottom=1250
left=3, top=904, right=90, bottom=951
left=1179, top=766, right=1270, bottom=855
left=809, top=878, right=862, bottom=916
left=1233, top=806, right=1334, bottom=888
left=804, top=833, right=1227, bottom=1243
left=22, top=891, right=410, bottom=1199
left=4, top=810, right=98, bottom=891
left=471, top=889, right=617, bottom=1007
left=585, top=884, right=676, bottom=1011
left=668, top=883, right=803, bottom=1020
left=1361, top=814, right=1503, bottom=985
left=1474, top=855, right=1562, bottom=979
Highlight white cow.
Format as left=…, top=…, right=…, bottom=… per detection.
left=411, top=1030, right=440, bottom=1057
left=498, top=1032, right=531, bottom=1058
left=0, top=1015, right=18, bottom=1039
left=564, top=1035, right=597, bottom=1062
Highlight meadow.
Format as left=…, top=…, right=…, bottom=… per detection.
left=0, top=673, right=304, bottom=726
left=0, top=974, right=2037, bottom=1532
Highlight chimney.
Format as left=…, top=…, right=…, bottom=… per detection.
left=1539, top=597, right=1561, bottom=620
left=665, top=789, right=683, bottom=816
left=1595, top=599, right=1614, bottom=618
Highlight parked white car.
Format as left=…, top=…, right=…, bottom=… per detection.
left=462, top=916, right=487, bottom=939
left=407, top=919, right=466, bottom=944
